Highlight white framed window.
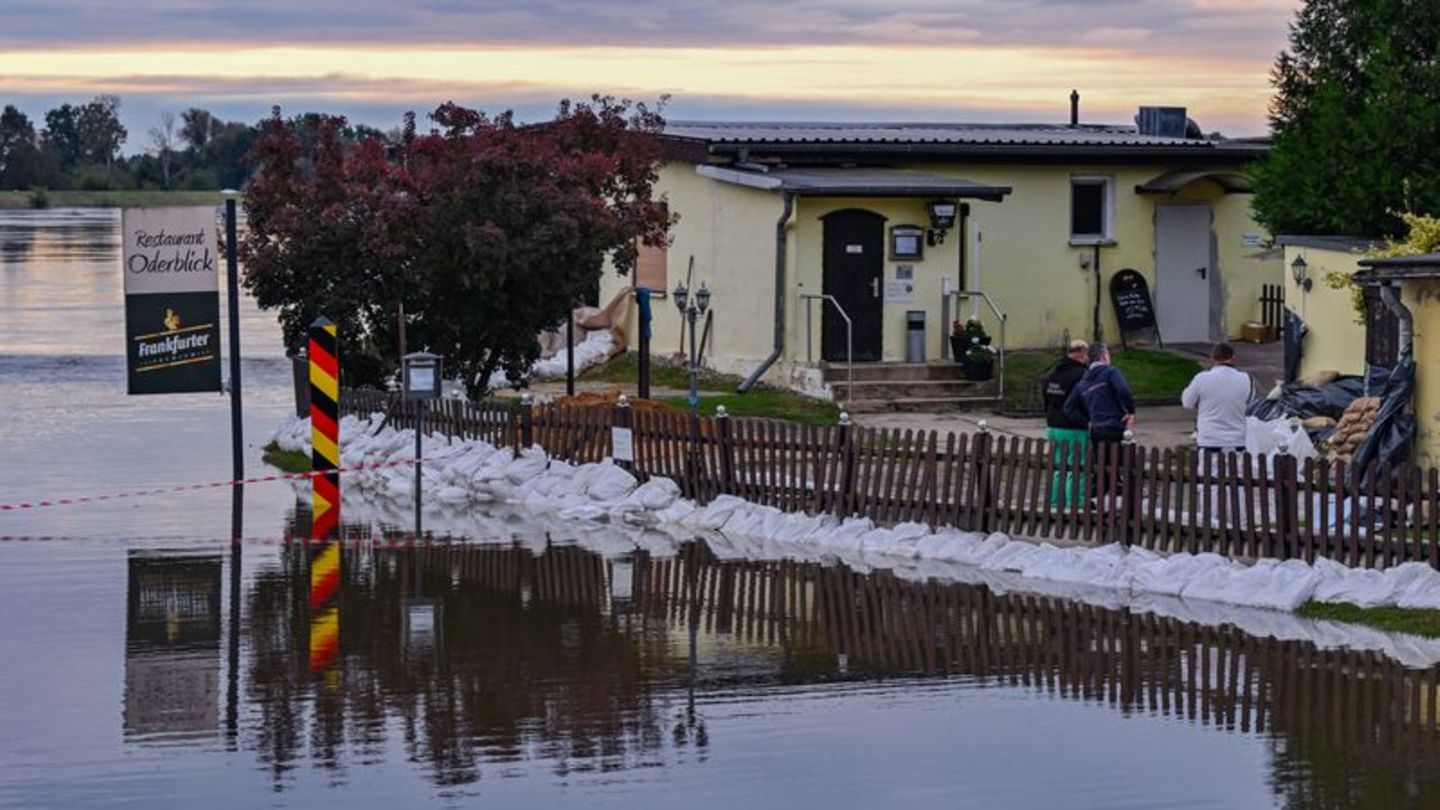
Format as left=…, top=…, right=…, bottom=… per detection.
left=1069, top=175, right=1115, bottom=244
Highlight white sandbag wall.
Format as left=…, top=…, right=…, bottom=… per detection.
left=272, top=412, right=1440, bottom=620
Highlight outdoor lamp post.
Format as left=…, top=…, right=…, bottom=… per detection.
left=673, top=279, right=713, bottom=414
left=1291, top=255, right=1312, bottom=292
left=402, top=351, right=442, bottom=538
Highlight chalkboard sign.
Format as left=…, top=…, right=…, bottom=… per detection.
left=1109, top=269, right=1161, bottom=347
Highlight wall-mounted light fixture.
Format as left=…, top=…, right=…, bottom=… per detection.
left=925, top=199, right=958, bottom=246
left=1290, top=254, right=1312, bottom=292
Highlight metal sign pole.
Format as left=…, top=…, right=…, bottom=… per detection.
left=414, top=400, right=423, bottom=539
left=224, top=192, right=244, bottom=482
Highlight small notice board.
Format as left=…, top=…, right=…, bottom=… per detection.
left=1109, top=269, right=1162, bottom=348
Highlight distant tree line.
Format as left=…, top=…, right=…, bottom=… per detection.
left=0, top=96, right=379, bottom=193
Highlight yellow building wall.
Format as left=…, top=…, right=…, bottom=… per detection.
left=599, top=162, right=792, bottom=380
left=1403, top=281, right=1440, bottom=468
left=1281, top=244, right=1367, bottom=379
left=602, top=159, right=1282, bottom=390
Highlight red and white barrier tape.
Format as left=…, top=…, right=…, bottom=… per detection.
left=0, top=458, right=420, bottom=512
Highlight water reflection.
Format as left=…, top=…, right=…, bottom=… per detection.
left=124, top=552, right=222, bottom=742
left=152, top=515, right=1436, bottom=807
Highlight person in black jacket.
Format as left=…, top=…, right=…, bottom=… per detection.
left=1042, top=339, right=1089, bottom=506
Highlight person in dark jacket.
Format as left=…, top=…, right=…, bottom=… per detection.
left=1064, top=342, right=1136, bottom=503
left=1042, top=339, right=1089, bottom=506
left=1063, top=341, right=1136, bottom=444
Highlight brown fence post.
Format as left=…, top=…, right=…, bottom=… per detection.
left=837, top=411, right=857, bottom=517
left=519, top=392, right=534, bottom=454
left=972, top=420, right=994, bottom=533
left=1120, top=430, right=1139, bottom=547
left=1273, top=450, right=1298, bottom=560
left=716, top=405, right=735, bottom=495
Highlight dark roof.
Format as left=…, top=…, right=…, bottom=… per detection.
left=696, top=166, right=1010, bottom=201
left=1275, top=234, right=1382, bottom=252
left=662, top=121, right=1267, bottom=161
left=1356, top=252, right=1440, bottom=280
left=1136, top=169, right=1253, bottom=194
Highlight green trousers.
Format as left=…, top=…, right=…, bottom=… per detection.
left=1046, top=427, right=1089, bottom=508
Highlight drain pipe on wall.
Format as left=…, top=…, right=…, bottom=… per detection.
left=1379, top=282, right=1414, bottom=354
left=1086, top=244, right=1103, bottom=342
left=739, top=191, right=796, bottom=393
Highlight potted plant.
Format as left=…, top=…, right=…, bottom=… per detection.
left=952, top=317, right=996, bottom=381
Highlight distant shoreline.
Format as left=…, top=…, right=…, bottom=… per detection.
left=0, top=190, right=230, bottom=210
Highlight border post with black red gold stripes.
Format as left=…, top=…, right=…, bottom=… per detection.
left=309, top=317, right=340, bottom=539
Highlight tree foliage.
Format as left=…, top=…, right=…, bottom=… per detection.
left=241, top=97, right=671, bottom=395
left=1253, top=0, right=1440, bottom=238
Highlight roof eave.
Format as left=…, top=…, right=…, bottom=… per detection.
left=696, top=141, right=1267, bottom=162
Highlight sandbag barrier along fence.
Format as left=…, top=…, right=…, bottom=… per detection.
left=337, top=387, right=1440, bottom=571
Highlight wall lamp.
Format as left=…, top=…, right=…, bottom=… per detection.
left=926, top=199, right=958, bottom=246
left=1290, top=254, right=1312, bottom=293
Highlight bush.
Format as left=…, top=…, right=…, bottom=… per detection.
left=27, top=188, right=48, bottom=209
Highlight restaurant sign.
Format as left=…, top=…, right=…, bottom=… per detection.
left=122, top=207, right=222, bottom=394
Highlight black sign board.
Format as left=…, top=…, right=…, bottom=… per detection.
left=122, top=207, right=223, bottom=394
left=1109, top=269, right=1161, bottom=346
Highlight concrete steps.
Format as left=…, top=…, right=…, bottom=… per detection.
left=822, top=361, right=1000, bottom=412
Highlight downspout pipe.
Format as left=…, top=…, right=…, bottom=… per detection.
left=740, top=191, right=795, bottom=392
left=1379, top=282, right=1413, bottom=355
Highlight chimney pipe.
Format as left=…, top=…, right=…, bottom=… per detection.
left=1070, top=90, right=1079, bottom=127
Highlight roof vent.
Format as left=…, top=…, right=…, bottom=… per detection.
left=1135, top=106, right=1188, bottom=138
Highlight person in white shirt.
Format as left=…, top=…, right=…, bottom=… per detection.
left=1180, top=342, right=1253, bottom=453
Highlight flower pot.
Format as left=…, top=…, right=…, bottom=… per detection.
left=961, top=356, right=995, bottom=381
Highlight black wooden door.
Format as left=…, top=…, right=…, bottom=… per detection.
left=822, top=209, right=885, bottom=362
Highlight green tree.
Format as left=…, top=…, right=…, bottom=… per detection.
left=179, top=107, right=221, bottom=153
left=43, top=104, right=82, bottom=167
left=77, top=95, right=127, bottom=185
left=0, top=105, right=45, bottom=189
left=1252, top=0, right=1440, bottom=238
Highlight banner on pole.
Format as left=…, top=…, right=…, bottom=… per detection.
left=122, top=206, right=222, bottom=395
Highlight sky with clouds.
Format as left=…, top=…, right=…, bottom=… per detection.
left=0, top=0, right=1299, bottom=149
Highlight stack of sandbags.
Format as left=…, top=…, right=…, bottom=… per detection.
left=1330, top=397, right=1380, bottom=462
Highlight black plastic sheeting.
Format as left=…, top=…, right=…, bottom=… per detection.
left=1248, top=376, right=1368, bottom=422
left=1352, top=349, right=1415, bottom=470
left=1247, top=349, right=1416, bottom=469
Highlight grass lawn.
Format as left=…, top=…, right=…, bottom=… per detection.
left=1003, top=347, right=1201, bottom=411
left=262, top=441, right=311, bottom=474
left=1297, top=601, right=1440, bottom=638
left=657, top=390, right=842, bottom=427
left=0, top=189, right=229, bottom=210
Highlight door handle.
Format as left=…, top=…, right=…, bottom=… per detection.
left=872, top=278, right=881, bottom=298
left=1195, top=266, right=1208, bottom=280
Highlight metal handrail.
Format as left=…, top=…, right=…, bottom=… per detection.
left=800, top=293, right=853, bottom=404
left=949, top=290, right=1007, bottom=402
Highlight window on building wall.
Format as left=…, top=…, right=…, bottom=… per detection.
left=634, top=203, right=668, bottom=292
left=1070, top=176, right=1114, bottom=244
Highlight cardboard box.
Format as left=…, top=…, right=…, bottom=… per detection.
left=1239, top=321, right=1276, bottom=343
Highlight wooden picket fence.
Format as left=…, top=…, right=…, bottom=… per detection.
left=338, top=388, right=1440, bottom=571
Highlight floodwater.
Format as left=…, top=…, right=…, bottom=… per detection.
left=3, top=209, right=1440, bottom=809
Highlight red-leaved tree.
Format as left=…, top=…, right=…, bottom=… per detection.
left=242, top=97, right=669, bottom=393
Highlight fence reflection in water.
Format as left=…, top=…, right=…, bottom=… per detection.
left=238, top=526, right=1440, bottom=804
